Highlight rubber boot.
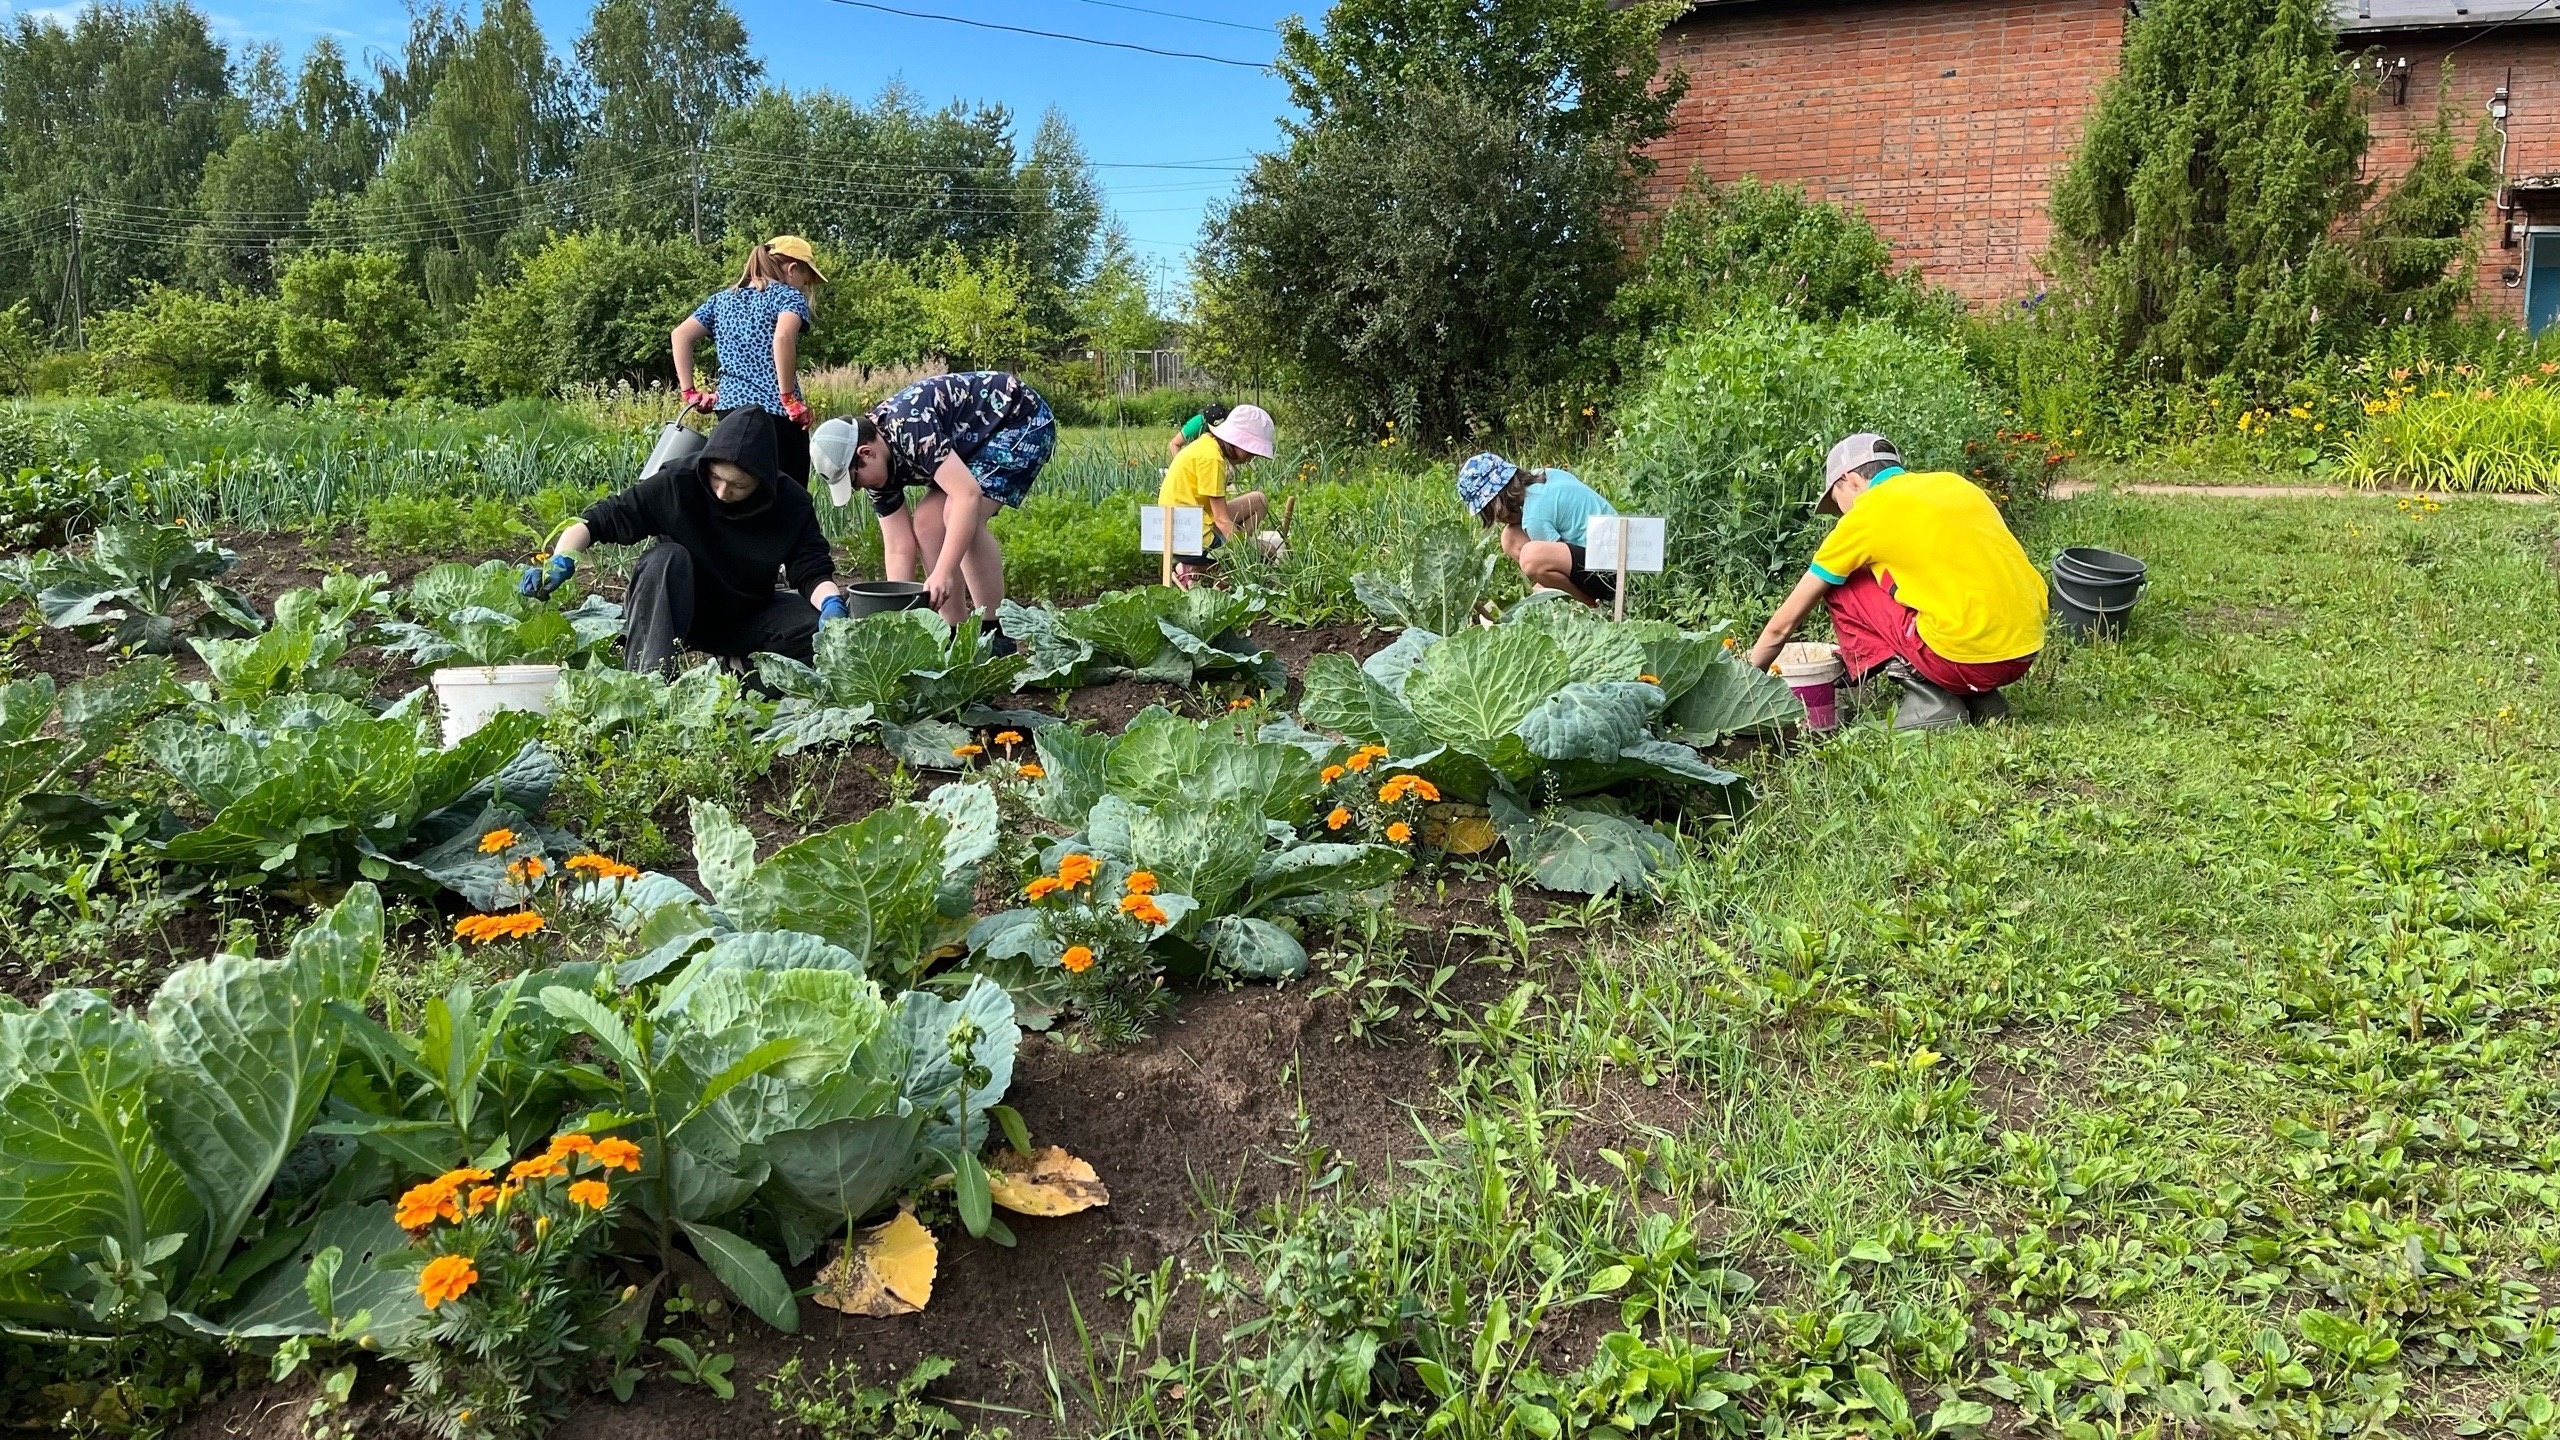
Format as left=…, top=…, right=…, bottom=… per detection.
left=1884, top=660, right=1967, bottom=731
left=1962, top=689, right=2010, bottom=726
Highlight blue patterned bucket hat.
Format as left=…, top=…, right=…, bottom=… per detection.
left=1456, top=453, right=1519, bottom=515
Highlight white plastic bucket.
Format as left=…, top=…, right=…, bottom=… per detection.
left=430, top=664, right=563, bottom=747
left=1773, top=642, right=1844, bottom=685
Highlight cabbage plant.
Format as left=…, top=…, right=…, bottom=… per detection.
left=1297, top=602, right=1796, bottom=895
left=188, top=572, right=387, bottom=705
left=0, top=887, right=426, bottom=1346
left=142, top=695, right=561, bottom=906
left=998, top=585, right=1280, bottom=690
left=378, top=559, right=621, bottom=671
left=35, top=522, right=263, bottom=655
left=753, top=610, right=1029, bottom=764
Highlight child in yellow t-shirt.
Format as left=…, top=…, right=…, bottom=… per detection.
left=1157, top=404, right=1277, bottom=585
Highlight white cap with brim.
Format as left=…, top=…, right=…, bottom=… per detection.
left=1820, top=432, right=1899, bottom=514
left=812, top=417, right=861, bottom=507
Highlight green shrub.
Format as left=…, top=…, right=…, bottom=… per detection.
left=459, top=232, right=725, bottom=398
left=1617, top=307, right=1999, bottom=605
left=274, top=249, right=437, bottom=397
left=1614, top=177, right=1959, bottom=365
left=990, top=493, right=1156, bottom=598
left=89, top=284, right=283, bottom=400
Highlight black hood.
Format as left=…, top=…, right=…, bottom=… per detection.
left=693, top=409, right=782, bottom=516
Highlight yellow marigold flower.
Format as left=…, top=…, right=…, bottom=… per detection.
left=1058, top=853, right=1098, bottom=888
left=1321, top=764, right=1345, bottom=784
left=1025, top=875, right=1063, bottom=901
left=1018, top=762, right=1046, bottom=779
left=994, top=730, right=1024, bottom=745
left=1722, top=636, right=1738, bottom=650
left=418, top=1254, right=478, bottom=1310
left=566, top=1179, right=610, bottom=1211
left=1061, top=945, right=1096, bottom=974
left=1123, top=870, right=1158, bottom=896
left=509, top=1153, right=565, bottom=1183
left=1228, top=698, right=1252, bottom=711
left=591, top=1137, right=642, bottom=1172
left=1326, top=806, right=1352, bottom=831
left=953, top=743, right=984, bottom=758
left=1344, top=751, right=1374, bottom=773
left=505, top=856, right=547, bottom=885
left=1386, top=821, right=1414, bottom=844
left=478, top=829, right=518, bottom=854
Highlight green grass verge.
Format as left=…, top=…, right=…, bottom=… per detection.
left=1059, top=492, right=2560, bottom=1438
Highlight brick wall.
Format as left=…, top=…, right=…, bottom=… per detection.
left=1645, top=0, right=2560, bottom=322
left=1646, top=0, right=2128, bottom=307
left=2355, top=31, right=2560, bottom=327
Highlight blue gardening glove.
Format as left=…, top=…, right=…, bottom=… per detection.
left=818, top=594, right=849, bottom=624
left=519, top=553, right=575, bottom=600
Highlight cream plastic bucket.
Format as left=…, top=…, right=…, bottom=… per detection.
left=1773, top=642, right=1844, bottom=732
left=430, top=664, right=563, bottom=747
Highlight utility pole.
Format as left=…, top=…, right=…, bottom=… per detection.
left=61, top=198, right=83, bottom=351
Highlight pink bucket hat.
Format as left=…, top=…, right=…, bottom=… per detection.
left=1210, top=404, right=1277, bottom=459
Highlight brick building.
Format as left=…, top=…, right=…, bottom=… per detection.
left=1645, top=0, right=2560, bottom=329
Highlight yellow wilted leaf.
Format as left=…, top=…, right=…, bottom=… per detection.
left=1423, top=803, right=1498, bottom=857
left=812, top=1209, right=937, bottom=1316
left=986, top=1146, right=1111, bottom=1217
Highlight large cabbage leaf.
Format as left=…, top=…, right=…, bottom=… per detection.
left=660, top=967, right=904, bottom=1173
left=1663, top=658, right=1803, bottom=744
left=1402, top=625, right=1568, bottom=782
left=1102, top=707, right=1320, bottom=823
left=1489, top=792, right=1681, bottom=897
left=688, top=800, right=950, bottom=980
left=1352, top=526, right=1495, bottom=635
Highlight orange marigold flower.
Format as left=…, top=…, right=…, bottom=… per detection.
left=506, top=856, right=547, bottom=885
left=591, top=1137, right=642, bottom=1172
left=566, top=1179, right=610, bottom=1211
left=1321, top=765, right=1345, bottom=784
left=1018, top=762, right=1046, bottom=779
left=1344, top=751, right=1374, bottom=772
left=395, top=1179, right=461, bottom=1230
left=1326, top=806, right=1352, bottom=831
left=546, top=1133, right=595, bottom=1159
left=509, top=1153, right=565, bottom=1183
left=1061, top=945, right=1096, bottom=974
left=565, top=853, right=636, bottom=881
left=1124, top=898, right=1169, bottom=927
left=953, top=743, right=984, bottom=758
left=1405, top=777, right=1440, bottom=803
left=478, top=829, right=518, bottom=854
left=994, top=730, right=1024, bottom=745
left=1123, top=870, right=1158, bottom=896
left=1639, top=673, right=1660, bottom=684
left=464, top=1184, right=502, bottom=1217
left=1024, top=875, right=1063, bottom=901
left=1057, top=853, right=1098, bottom=888
left=1387, top=821, right=1414, bottom=844
left=499, top=912, right=545, bottom=939
left=1228, top=698, right=1252, bottom=711
left=418, top=1254, right=479, bottom=1310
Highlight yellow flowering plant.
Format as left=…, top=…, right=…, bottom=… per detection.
left=388, top=1132, right=638, bottom=1440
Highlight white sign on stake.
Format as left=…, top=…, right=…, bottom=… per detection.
left=1138, top=506, right=1208, bottom=555
left=1582, top=515, right=1667, bottom=574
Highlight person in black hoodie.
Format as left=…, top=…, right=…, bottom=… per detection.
left=520, top=408, right=846, bottom=673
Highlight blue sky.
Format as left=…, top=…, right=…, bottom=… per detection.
left=144, top=0, right=1312, bottom=289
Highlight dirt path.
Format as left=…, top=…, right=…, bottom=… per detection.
left=2049, top=480, right=2555, bottom=503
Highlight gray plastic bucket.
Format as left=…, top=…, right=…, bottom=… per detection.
left=2050, top=546, right=2145, bottom=640
left=642, top=420, right=707, bottom=482
left=844, top=580, right=929, bottom=617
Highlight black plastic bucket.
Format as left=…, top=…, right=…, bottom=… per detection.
left=2050, top=547, right=2145, bottom=640
left=844, top=580, right=929, bottom=617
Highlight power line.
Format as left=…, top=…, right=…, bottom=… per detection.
left=1060, top=0, right=1275, bottom=34
left=2446, top=0, right=2559, bottom=53
left=809, top=0, right=1270, bottom=68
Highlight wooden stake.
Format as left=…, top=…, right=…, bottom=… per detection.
left=1161, top=505, right=1175, bottom=587
left=1279, top=493, right=1297, bottom=539
left=1612, top=515, right=1630, bottom=622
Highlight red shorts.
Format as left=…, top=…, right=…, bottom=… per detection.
left=1825, top=569, right=2034, bottom=694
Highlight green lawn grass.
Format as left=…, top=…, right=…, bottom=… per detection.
left=1063, top=492, right=2560, bottom=1437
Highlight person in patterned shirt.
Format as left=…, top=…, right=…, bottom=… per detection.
left=671, top=236, right=824, bottom=485
left=810, top=371, right=1056, bottom=630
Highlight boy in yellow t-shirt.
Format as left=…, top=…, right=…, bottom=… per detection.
left=1745, top=432, right=2046, bottom=730
left=1157, top=404, right=1277, bottom=586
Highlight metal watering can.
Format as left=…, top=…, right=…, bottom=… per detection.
left=641, top=405, right=709, bottom=482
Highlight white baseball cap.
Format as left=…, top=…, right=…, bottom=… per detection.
left=1820, top=432, right=1899, bottom=514
left=812, top=417, right=861, bottom=506
left=1210, top=404, right=1277, bottom=459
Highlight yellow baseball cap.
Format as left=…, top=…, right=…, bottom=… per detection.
left=765, top=235, right=827, bottom=283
